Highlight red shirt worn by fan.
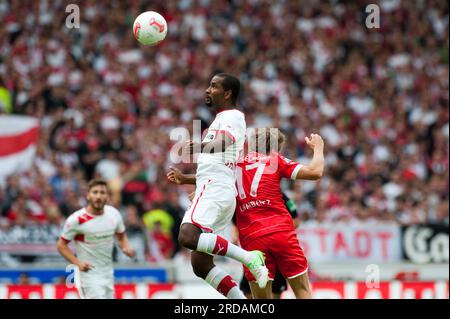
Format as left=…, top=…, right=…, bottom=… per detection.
left=235, top=151, right=303, bottom=244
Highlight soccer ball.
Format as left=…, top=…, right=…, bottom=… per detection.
left=133, top=11, right=168, bottom=46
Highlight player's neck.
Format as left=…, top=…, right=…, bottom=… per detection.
left=86, top=205, right=105, bottom=216
left=215, top=105, right=236, bottom=114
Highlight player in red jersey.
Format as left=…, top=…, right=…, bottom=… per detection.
left=237, top=192, right=300, bottom=299
left=235, top=127, right=324, bottom=298
left=169, top=128, right=324, bottom=298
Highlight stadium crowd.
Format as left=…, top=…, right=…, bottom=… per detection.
left=0, top=0, right=448, bottom=261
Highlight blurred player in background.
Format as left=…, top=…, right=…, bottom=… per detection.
left=234, top=128, right=324, bottom=299
left=167, top=73, right=268, bottom=299
left=56, top=179, right=135, bottom=299
left=237, top=192, right=300, bottom=299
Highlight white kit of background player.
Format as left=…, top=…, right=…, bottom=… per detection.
left=57, top=180, right=135, bottom=299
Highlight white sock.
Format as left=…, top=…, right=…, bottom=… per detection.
left=197, top=233, right=253, bottom=264
left=205, top=266, right=246, bottom=299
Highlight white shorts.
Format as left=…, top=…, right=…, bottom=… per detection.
left=78, top=283, right=115, bottom=299
left=181, top=179, right=236, bottom=235
left=77, top=272, right=115, bottom=299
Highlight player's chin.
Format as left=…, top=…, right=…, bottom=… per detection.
left=95, top=202, right=106, bottom=209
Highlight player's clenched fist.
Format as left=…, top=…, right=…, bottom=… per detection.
left=122, top=247, right=136, bottom=258
left=76, top=261, right=94, bottom=272
left=304, top=134, right=324, bottom=150
left=167, top=166, right=185, bottom=185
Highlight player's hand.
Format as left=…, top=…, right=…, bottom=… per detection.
left=305, top=134, right=324, bottom=150
left=122, top=247, right=136, bottom=258
left=167, top=166, right=185, bottom=185
left=188, top=191, right=196, bottom=201
left=76, top=261, right=94, bottom=272
left=184, top=140, right=201, bottom=155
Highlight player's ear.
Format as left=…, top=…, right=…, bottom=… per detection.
left=224, top=89, right=232, bottom=101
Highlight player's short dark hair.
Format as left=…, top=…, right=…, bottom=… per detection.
left=87, top=179, right=108, bottom=190
left=215, top=73, right=240, bottom=104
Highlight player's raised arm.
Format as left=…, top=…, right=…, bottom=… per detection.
left=167, top=166, right=196, bottom=185
left=294, top=134, right=325, bottom=180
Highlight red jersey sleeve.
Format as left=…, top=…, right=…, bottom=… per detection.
left=278, top=154, right=303, bottom=180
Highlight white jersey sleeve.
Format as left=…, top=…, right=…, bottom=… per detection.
left=60, top=214, right=79, bottom=242
left=114, top=208, right=126, bottom=234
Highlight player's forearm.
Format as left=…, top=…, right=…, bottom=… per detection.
left=181, top=174, right=196, bottom=184
left=57, top=240, right=81, bottom=266
left=296, top=147, right=324, bottom=180
left=116, top=233, right=136, bottom=258
left=117, top=233, right=130, bottom=251
left=308, top=147, right=325, bottom=178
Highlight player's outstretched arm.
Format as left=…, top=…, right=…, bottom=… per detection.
left=56, top=238, right=93, bottom=272
left=116, top=232, right=136, bottom=258
left=167, top=166, right=196, bottom=185
left=294, top=134, right=325, bottom=180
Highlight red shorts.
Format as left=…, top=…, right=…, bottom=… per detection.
left=241, top=230, right=308, bottom=281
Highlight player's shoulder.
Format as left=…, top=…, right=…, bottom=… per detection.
left=276, top=152, right=294, bottom=164
left=104, top=205, right=123, bottom=219
left=104, top=205, right=121, bottom=215
left=64, top=207, right=86, bottom=224
left=223, top=108, right=245, bottom=115
left=218, top=109, right=245, bottom=120
left=69, top=207, right=86, bottom=217
left=233, top=109, right=245, bottom=118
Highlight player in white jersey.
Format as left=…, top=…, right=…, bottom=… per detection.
left=56, top=180, right=135, bottom=299
left=167, top=73, right=268, bottom=299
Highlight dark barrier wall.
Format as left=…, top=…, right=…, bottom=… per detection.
left=401, top=224, right=449, bottom=264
